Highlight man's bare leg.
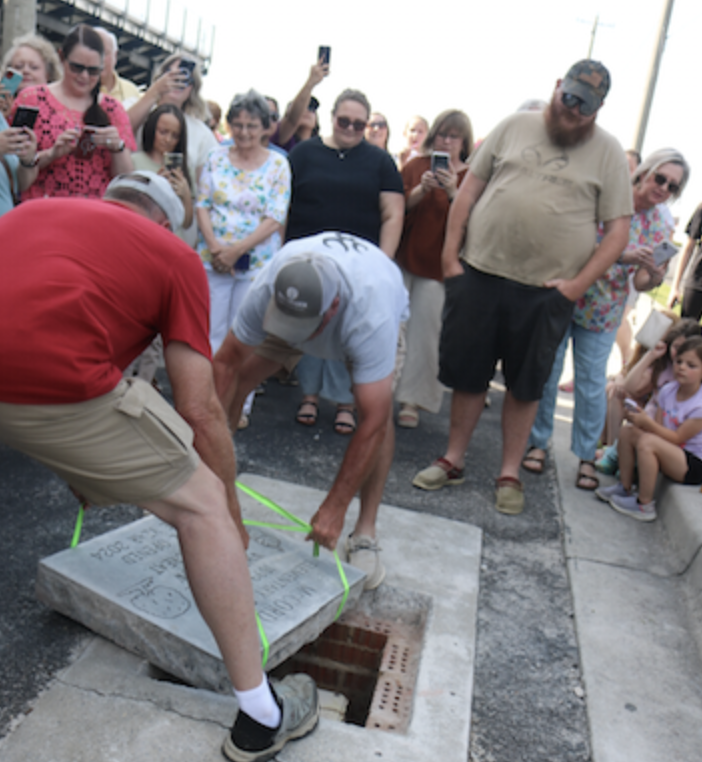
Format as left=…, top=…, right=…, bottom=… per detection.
left=142, top=461, right=262, bottom=691
left=500, top=391, right=540, bottom=481
left=444, top=389, right=488, bottom=468
left=354, top=408, right=394, bottom=538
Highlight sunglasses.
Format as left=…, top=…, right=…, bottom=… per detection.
left=561, top=92, right=597, bottom=117
left=368, top=121, right=387, bottom=130
left=336, top=116, right=367, bottom=132
left=67, top=60, right=103, bottom=77
left=653, top=172, right=680, bottom=195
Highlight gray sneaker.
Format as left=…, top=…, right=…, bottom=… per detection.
left=222, top=674, right=319, bottom=762
left=595, top=481, right=632, bottom=503
left=609, top=493, right=657, bottom=522
left=344, top=533, right=385, bottom=590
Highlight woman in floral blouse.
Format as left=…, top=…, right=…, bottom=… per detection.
left=524, top=148, right=690, bottom=490
left=196, top=89, right=290, bottom=426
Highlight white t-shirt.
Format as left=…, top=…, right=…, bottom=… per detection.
left=234, top=233, right=409, bottom=385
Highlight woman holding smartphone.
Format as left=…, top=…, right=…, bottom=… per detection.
left=132, top=104, right=193, bottom=233
left=196, top=90, right=291, bottom=427
left=525, top=148, right=689, bottom=490
left=10, top=24, right=134, bottom=199
left=394, top=110, right=473, bottom=429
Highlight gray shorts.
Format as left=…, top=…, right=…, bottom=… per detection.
left=0, top=379, right=199, bottom=506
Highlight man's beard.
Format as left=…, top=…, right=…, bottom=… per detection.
left=544, top=94, right=596, bottom=148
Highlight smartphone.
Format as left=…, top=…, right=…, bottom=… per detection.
left=75, top=126, right=97, bottom=159
left=234, top=253, right=251, bottom=272
left=11, top=105, right=39, bottom=129
left=178, top=59, right=196, bottom=86
left=624, top=398, right=641, bottom=413
left=652, top=240, right=679, bottom=267
left=2, top=68, right=23, bottom=98
left=164, top=152, right=183, bottom=171
left=431, top=151, right=450, bottom=174
left=318, top=46, right=331, bottom=65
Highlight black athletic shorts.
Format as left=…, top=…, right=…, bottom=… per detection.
left=683, top=450, right=702, bottom=485
left=439, top=264, right=574, bottom=402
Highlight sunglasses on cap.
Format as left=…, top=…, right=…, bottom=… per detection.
left=336, top=116, right=367, bottom=132
left=67, top=60, right=103, bottom=77
left=561, top=92, right=597, bottom=117
left=653, top=172, right=680, bottom=195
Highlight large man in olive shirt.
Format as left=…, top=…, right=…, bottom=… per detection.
left=413, top=60, right=633, bottom=515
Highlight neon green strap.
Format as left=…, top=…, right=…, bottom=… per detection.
left=237, top=480, right=350, bottom=667
left=70, top=504, right=85, bottom=548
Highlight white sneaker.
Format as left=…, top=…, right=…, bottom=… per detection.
left=344, top=533, right=385, bottom=590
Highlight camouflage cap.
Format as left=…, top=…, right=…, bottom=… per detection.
left=561, top=60, right=611, bottom=115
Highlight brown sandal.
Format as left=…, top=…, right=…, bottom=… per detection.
left=576, top=460, right=600, bottom=491
left=522, top=446, right=546, bottom=475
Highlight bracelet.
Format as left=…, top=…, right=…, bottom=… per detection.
left=19, top=154, right=39, bottom=168
left=109, top=140, right=125, bottom=154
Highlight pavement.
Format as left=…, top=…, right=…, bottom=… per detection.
left=1, top=362, right=701, bottom=760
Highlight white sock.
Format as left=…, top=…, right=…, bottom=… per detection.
left=234, top=676, right=281, bottom=728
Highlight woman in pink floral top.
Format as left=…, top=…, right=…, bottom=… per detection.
left=526, top=148, right=690, bottom=490
left=12, top=24, right=134, bottom=200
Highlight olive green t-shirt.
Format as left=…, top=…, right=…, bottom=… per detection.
left=464, top=112, right=633, bottom=286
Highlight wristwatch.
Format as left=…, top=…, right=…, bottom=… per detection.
left=19, top=154, right=40, bottom=168
left=109, top=140, right=126, bottom=154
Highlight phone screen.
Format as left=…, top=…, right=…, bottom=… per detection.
left=318, top=46, right=331, bottom=65
left=431, top=152, right=449, bottom=173
left=3, top=68, right=23, bottom=98
left=11, top=106, right=39, bottom=129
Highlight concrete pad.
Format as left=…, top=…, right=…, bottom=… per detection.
left=36, top=516, right=366, bottom=691
left=3, top=474, right=481, bottom=762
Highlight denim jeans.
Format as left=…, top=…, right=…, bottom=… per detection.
left=530, top=322, right=616, bottom=461
left=296, top=356, right=354, bottom=405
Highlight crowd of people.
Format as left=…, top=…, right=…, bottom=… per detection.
left=2, top=24, right=702, bottom=760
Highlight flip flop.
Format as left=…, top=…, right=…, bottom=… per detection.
left=522, top=446, right=546, bottom=475
left=296, top=400, right=318, bottom=426
left=576, top=460, right=600, bottom=491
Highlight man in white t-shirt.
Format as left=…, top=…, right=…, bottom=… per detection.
left=214, top=232, right=409, bottom=589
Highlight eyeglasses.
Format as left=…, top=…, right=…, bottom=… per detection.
left=67, top=60, right=103, bottom=77
left=437, top=132, right=461, bottom=141
left=269, top=112, right=279, bottom=122
left=336, top=116, right=367, bottom=132
left=368, top=121, right=387, bottom=130
left=561, top=92, right=596, bottom=117
left=652, top=172, right=680, bottom=194
left=230, top=122, right=262, bottom=132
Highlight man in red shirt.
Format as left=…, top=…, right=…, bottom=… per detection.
left=0, top=172, right=318, bottom=762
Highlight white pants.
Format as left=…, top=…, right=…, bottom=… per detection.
left=395, top=270, right=446, bottom=414
left=206, top=266, right=255, bottom=416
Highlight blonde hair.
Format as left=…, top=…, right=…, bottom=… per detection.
left=2, top=33, right=62, bottom=84
left=155, top=53, right=208, bottom=120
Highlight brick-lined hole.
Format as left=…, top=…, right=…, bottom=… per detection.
left=270, top=622, right=387, bottom=726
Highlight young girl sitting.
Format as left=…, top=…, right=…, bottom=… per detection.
left=596, top=317, right=701, bottom=474
left=596, top=336, right=702, bottom=521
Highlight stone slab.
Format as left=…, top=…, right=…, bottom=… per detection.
left=3, top=474, right=482, bottom=762
left=36, top=514, right=365, bottom=692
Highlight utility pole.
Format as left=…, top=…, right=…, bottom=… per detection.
left=633, top=0, right=675, bottom=153
left=1, top=0, right=36, bottom=59
left=588, top=15, right=599, bottom=58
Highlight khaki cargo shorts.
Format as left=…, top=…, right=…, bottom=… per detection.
left=0, top=378, right=199, bottom=506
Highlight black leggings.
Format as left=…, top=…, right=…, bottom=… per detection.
left=681, top=288, right=702, bottom=322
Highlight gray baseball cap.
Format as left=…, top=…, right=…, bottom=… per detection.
left=106, top=171, right=185, bottom=230
left=263, top=253, right=340, bottom=345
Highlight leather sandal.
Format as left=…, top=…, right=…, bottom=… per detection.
left=522, top=446, right=546, bottom=475
left=296, top=400, right=318, bottom=426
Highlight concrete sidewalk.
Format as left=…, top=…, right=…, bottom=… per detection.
left=552, top=396, right=702, bottom=762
